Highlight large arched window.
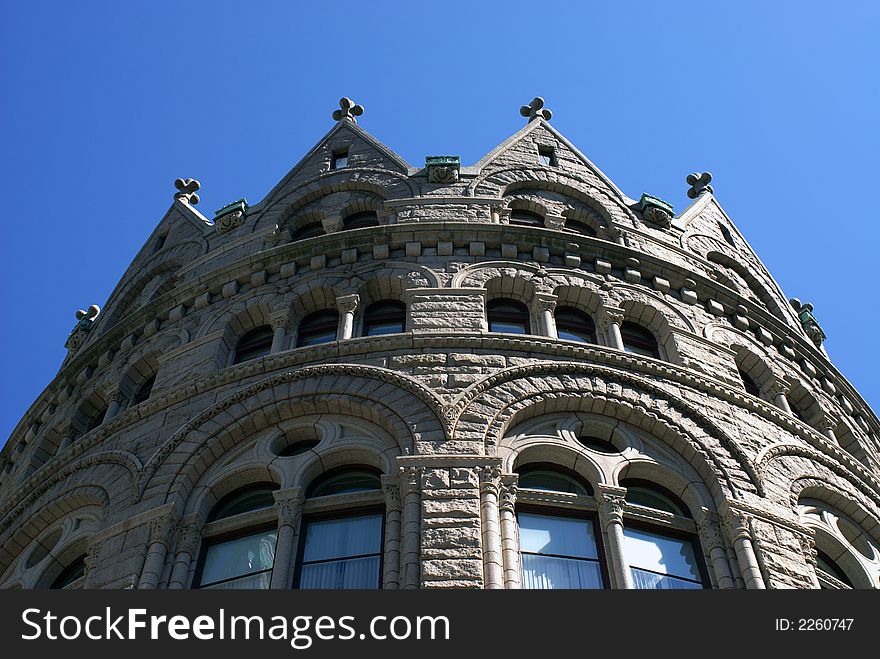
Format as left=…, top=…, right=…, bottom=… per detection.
left=295, top=468, right=384, bottom=590
left=555, top=307, right=597, bottom=343
left=487, top=298, right=530, bottom=334
left=195, top=484, right=280, bottom=590
left=291, top=222, right=325, bottom=241
left=296, top=310, right=339, bottom=347
left=510, top=209, right=545, bottom=227
left=233, top=326, right=274, bottom=364
left=621, top=322, right=660, bottom=359
left=363, top=300, right=406, bottom=336
left=342, top=211, right=379, bottom=230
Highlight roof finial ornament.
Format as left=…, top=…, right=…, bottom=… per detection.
left=520, top=97, right=552, bottom=123
left=686, top=172, right=713, bottom=199
left=65, top=305, right=100, bottom=352
left=332, top=97, right=364, bottom=123
left=174, top=178, right=200, bottom=205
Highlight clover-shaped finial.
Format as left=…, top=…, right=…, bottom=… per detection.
left=686, top=172, right=713, bottom=199
left=332, top=97, right=365, bottom=123
left=75, top=305, right=100, bottom=322
left=174, top=178, right=201, bottom=204
left=66, top=304, right=100, bottom=351
left=520, top=97, right=553, bottom=123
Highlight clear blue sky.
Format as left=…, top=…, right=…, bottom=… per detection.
left=1, top=1, right=878, bottom=445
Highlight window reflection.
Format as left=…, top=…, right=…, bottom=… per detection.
left=518, top=512, right=603, bottom=589
left=298, top=514, right=383, bottom=589
left=198, top=529, right=277, bottom=590
left=623, top=527, right=702, bottom=589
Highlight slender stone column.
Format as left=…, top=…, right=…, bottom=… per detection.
left=56, top=422, right=79, bottom=454
left=768, top=380, right=792, bottom=415
left=381, top=476, right=402, bottom=589
left=269, top=312, right=290, bottom=354
left=696, top=510, right=735, bottom=589
left=83, top=538, right=104, bottom=589
left=399, top=466, right=422, bottom=589
left=816, top=415, right=839, bottom=444
left=103, top=388, right=125, bottom=422
left=498, top=474, right=521, bottom=589
left=533, top=294, right=558, bottom=339
left=168, top=523, right=201, bottom=589
left=723, top=509, right=766, bottom=589
left=138, top=512, right=176, bottom=589
left=798, top=530, right=821, bottom=589
left=336, top=294, right=360, bottom=341
left=597, top=484, right=633, bottom=589
left=478, top=466, right=504, bottom=589
left=270, top=489, right=304, bottom=590
left=598, top=308, right=625, bottom=351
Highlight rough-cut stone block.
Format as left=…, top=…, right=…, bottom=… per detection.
left=221, top=280, right=239, bottom=299
left=373, top=244, right=389, bottom=259
left=406, top=241, right=422, bottom=257
left=652, top=276, right=670, bottom=294
left=310, top=255, right=326, bottom=269
left=564, top=254, right=581, bottom=268
left=437, top=242, right=453, bottom=256
left=533, top=246, right=550, bottom=262
left=250, top=270, right=267, bottom=287
left=194, top=292, right=211, bottom=309
left=595, top=258, right=612, bottom=274
left=279, top=262, right=297, bottom=277
left=502, top=243, right=518, bottom=259
left=469, top=242, right=485, bottom=256
left=706, top=299, right=725, bottom=316
left=341, top=248, right=357, bottom=264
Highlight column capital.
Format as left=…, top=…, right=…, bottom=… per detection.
left=148, top=511, right=178, bottom=547
left=597, top=484, right=627, bottom=526
left=336, top=293, right=360, bottom=314
left=597, top=306, right=625, bottom=331
left=499, top=474, right=519, bottom=512
left=399, top=466, right=422, bottom=496
left=269, top=311, right=290, bottom=330
left=176, top=522, right=202, bottom=556
left=815, top=414, right=838, bottom=433
left=476, top=465, right=502, bottom=497
left=532, top=293, right=558, bottom=314
left=722, top=508, right=753, bottom=543
left=104, top=386, right=125, bottom=404
left=695, top=509, right=725, bottom=549
left=274, top=488, right=305, bottom=528
left=766, top=379, right=789, bottom=399
left=381, top=474, right=402, bottom=512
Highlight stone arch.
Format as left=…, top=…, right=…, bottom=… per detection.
left=451, top=261, right=547, bottom=292
left=617, top=296, right=686, bottom=363
left=707, top=250, right=788, bottom=321
left=614, top=459, right=715, bottom=517
left=183, top=465, right=284, bottom=522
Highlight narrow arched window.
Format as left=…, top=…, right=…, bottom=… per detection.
left=50, top=555, right=87, bottom=589
left=518, top=466, right=593, bottom=497
left=131, top=375, right=156, bottom=405
left=296, top=310, right=339, bottom=347
left=291, top=222, right=325, bottom=241
left=233, top=326, right=274, bottom=364
left=555, top=307, right=597, bottom=343
left=621, top=322, right=660, bottom=359
left=565, top=219, right=596, bottom=236
left=342, top=211, right=379, bottom=230
left=487, top=298, right=530, bottom=334
left=363, top=300, right=406, bottom=336
left=510, top=209, right=544, bottom=227
left=739, top=369, right=760, bottom=397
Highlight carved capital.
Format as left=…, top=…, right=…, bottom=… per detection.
left=597, top=484, right=627, bottom=527
left=148, top=512, right=176, bottom=547
left=722, top=509, right=752, bottom=543
left=696, top=509, right=725, bottom=549
left=382, top=483, right=402, bottom=511
left=499, top=474, right=519, bottom=512
left=597, top=307, right=625, bottom=331
left=84, top=539, right=104, bottom=572
left=816, top=414, right=838, bottom=433
left=336, top=293, right=360, bottom=314
left=533, top=294, right=558, bottom=314
left=766, top=379, right=789, bottom=399
left=477, top=465, right=502, bottom=497
left=176, top=522, right=202, bottom=556
left=269, top=312, right=290, bottom=331
left=399, top=466, right=422, bottom=497
left=276, top=499, right=302, bottom=528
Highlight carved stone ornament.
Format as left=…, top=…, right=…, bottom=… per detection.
left=148, top=513, right=176, bottom=547
left=336, top=293, right=360, bottom=314
left=173, top=178, right=200, bottom=204
left=598, top=492, right=626, bottom=526
left=499, top=475, right=519, bottom=512
left=722, top=509, right=752, bottom=543
left=686, top=172, right=713, bottom=199
left=477, top=465, right=502, bottom=497
left=520, top=96, right=553, bottom=122
left=176, top=522, right=202, bottom=556
left=65, top=305, right=100, bottom=351
left=276, top=499, right=302, bottom=528
left=332, top=97, right=364, bottom=123
left=790, top=299, right=827, bottom=348
left=426, top=156, right=460, bottom=184
left=637, top=193, right=674, bottom=228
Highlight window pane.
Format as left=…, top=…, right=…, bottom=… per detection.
left=302, top=514, right=382, bottom=562
left=202, top=571, right=272, bottom=590
left=199, top=529, right=277, bottom=588
left=518, top=513, right=598, bottom=559
left=518, top=470, right=590, bottom=496
left=630, top=568, right=702, bottom=590
left=521, top=554, right=602, bottom=589
left=622, top=527, right=701, bottom=585
left=489, top=320, right=528, bottom=334
left=300, top=556, right=381, bottom=589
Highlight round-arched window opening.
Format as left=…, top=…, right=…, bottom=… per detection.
left=233, top=326, right=274, bottom=364
left=342, top=211, right=379, bottom=230
left=50, top=555, right=86, bottom=589
left=487, top=298, right=530, bottom=334
left=208, top=484, right=279, bottom=522
left=555, top=307, right=597, bottom=343
left=510, top=209, right=545, bottom=227
left=836, top=517, right=876, bottom=560
left=363, top=300, right=406, bottom=336
left=291, top=222, right=325, bottom=241
left=308, top=468, right=382, bottom=498
left=564, top=219, right=597, bottom=236
left=577, top=436, right=619, bottom=454
left=739, top=368, right=760, bottom=397
left=621, top=479, right=690, bottom=518
left=816, top=550, right=854, bottom=589
left=132, top=374, right=156, bottom=406
left=276, top=439, right=320, bottom=458
left=26, top=529, right=63, bottom=569
left=297, top=310, right=339, bottom=347
left=620, top=322, right=660, bottom=359
left=517, top=466, right=593, bottom=497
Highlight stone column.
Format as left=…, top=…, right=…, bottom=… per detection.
left=533, top=294, right=558, bottom=339
left=83, top=538, right=104, bottom=589
left=138, top=511, right=176, bottom=589
left=798, top=530, right=821, bottom=589
left=336, top=294, right=360, bottom=341
left=269, top=312, right=290, bottom=354
left=270, top=489, right=304, bottom=590
left=477, top=466, right=504, bottom=589
left=597, top=484, right=633, bottom=589
left=399, top=466, right=422, bottom=589
left=723, top=509, right=766, bottom=589
left=381, top=476, right=402, bottom=589
left=103, top=388, right=125, bottom=422
left=768, top=380, right=792, bottom=415
left=56, top=422, right=79, bottom=454
left=499, top=474, right=521, bottom=589
left=816, top=415, right=839, bottom=444
left=696, top=509, right=735, bottom=589
left=168, top=523, right=201, bottom=589
left=598, top=308, right=626, bottom=351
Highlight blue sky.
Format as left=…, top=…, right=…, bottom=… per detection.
left=1, top=1, right=878, bottom=445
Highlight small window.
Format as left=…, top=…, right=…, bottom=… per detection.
left=50, top=555, right=87, bottom=589
left=233, top=326, right=274, bottom=364
left=297, top=513, right=383, bottom=589
left=131, top=375, right=156, bottom=405
left=487, top=298, right=530, bottom=334
left=86, top=408, right=107, bottom=432
left=342, top=211, right=379, bottom=230
left=208, top=484, right=279, bottom=522
left=739, top=369, right=760, bottom=397
left=153, top=233, right=167, bottom=253
left=555, top=307, right=597, bottom=343
left=308, top=468, right=382, bottom=498
left=815, top=550, right=854, bottom=589
left=197, top=529, right=277, bottom=589
left=719, top=223, right=736, bottom=247
left=518, top=512, right=603, bottom=589
left=297, top=310, right=339, bottom=347
left=621, top=322, right=659, bottom=359
left=517, top=467, right=592, bottom=497
left=331, top=148, right=349, bottom=170
left=363, top=300, right=406, bottom=336
left=790, top=401, right=807, bottom=422
left=277, top=439, right=320, bottom=458
left=537, top=145, right=556, bottom=166
left=564, top=219, right=597, bottom=237
left=291, top=222, right=325, bottom=241
left=621, top=479, right=690, bottom=518
left=578, top=436, right=619, bottom=454
left=510, top=210, right=545, bottom=227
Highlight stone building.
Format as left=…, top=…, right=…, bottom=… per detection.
left=2, top=97, right=879, bottom=590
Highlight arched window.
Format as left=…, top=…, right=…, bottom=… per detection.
left=487, top=298, right=530, bottom=334
left=342, top=211, right=379, bottom=230
left=233, top=326, right=274, bottom=364
left=564, top=219, right=596, bottom=236
left=50, top=555, right=87, bottom=590
left=195, top=484, right=280, bottom=590
left=510, top=209, right=545, bottom=227
left=296, top=310, right=339, bottom=347
left=816, top=550, right=854, bottom=589
left=363, top=300, right=406, bottom=336
left=739, top=369, right=760, bottom=397
left=517, top=466, right=593, bottom=497
left=296, top=468, right=384, bottom=590
left=555, top=307, right=597, bottom=343
left=621, top=322, right=660, bottom=359
left=131, top=375, right=156, bottom=405
left=291, top=222, right=325, bottom=241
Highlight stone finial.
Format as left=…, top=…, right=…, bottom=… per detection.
left=332, top=97, right=364, bottom=123
left=173, top=178, right=200, bottom=204
left=520, top=97, right=552, bottom=122
left=65, top=305, right=100, bottom=351
left=686, top=172, right=713, bottom=199
left=790, top=298, right=827, bottom=348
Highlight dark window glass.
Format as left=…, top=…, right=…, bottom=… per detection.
left=298, top=513, right=383, bottom=589
left=363, top=300, right=406, bottom=336
left=518, top=512, right=603, bottom=589
left=291, top=222, right=325, bottom=241
left=564, top=219, right=597, bottom=236
left=233, top=326, right=274, bottom=364
left=719, top=223, right=736, bottom=247
left=621, top=479, right=690, bottom=518
left=739, top=369, right=760, bottom=397
left=538, top=146, right=556, bottom=166
left=132, top=375, right=156, bottom=405
left=621, top=322, right=659, bottom=359
left=578, top=436, right=619, bottom=454
left=154, top=234, right=167, bottom=252
left=623, top=527, right=703, bottom=589
left=790, top=401, right=807, bottom=422
left=309, top=469, right=381, bottom=498
left=277, top=440, right=320, bottom=458
left=518, top=468, right=592, bottom=497
left=86, top=408, right=106, bottom=432
left=815, top=550, right=854, bottom=588
left=510, top=210, right=545, bottom=227
left=342, top=211, right=379, bottom=230
left=297, top=310, right=339, bottom=347
left=197, top=529, right=277, bottom=589
left=331, top=149, right=349, bottom=170
left=50, top=555, right=87, bottom=589
left=209, top=485, right=279, bottom=522
left=555, top=307, right=597, bottom=343
left=487, top=298, right=530, bottom=334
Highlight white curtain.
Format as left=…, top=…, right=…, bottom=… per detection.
left=521, top=554, right=603, bottom=589
left=300, top=514, right=382, bottom=589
